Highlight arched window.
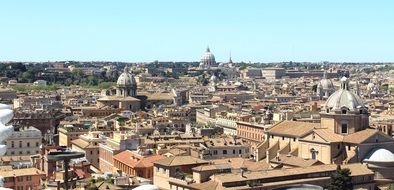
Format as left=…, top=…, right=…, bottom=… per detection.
left=310, top=148, right=318, bottom=160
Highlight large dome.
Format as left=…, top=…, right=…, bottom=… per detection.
left=324, top=77, right=365, bottom=111
left=364, top=148, right=394, bottom=162
left=200, top=47, right=216, bottom=68
left=117, top=67, right=136, bottom=86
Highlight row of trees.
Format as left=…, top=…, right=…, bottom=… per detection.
left=0, top=63, right=119, bottom=87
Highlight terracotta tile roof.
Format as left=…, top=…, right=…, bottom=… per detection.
left=193, top=164, right=231, bottom=172
left=313, top=128, right=344, bottom=142
left=210, top=157, right=270, bottom=171
left=268, top=121, right=318, bottom=137
left=71, top=138, right=89, bottom=148
left=188, top=180, right=219, bottom=190
left=270, top=154, right=324, bottom=167
left=212, top=163, right=373, bottom=184
left=113, top=150, right=164, bottom=168
left=0, top=167, right=45, bottom=178
left=0, top=155, right=31, bottom=162
left=153, top=156, right=209, bottom=167
left=166, top=148, right=187, bottom=156
left=343, top=129, right=380, bottom=144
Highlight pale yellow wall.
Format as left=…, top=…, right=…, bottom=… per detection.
left=268, top=135, right=299, bottom=152
left=299, top=142, right=332, bottom=164
left=153, top=166, right=171, bottom=190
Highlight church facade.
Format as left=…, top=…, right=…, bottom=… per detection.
left=97, top=67, right=182, bottom=112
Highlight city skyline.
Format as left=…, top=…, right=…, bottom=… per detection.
left=1, top=1, right=394, bottom=62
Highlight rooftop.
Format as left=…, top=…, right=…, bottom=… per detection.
left=268, top=120, right=319, bottom=137
left=153, top=156, right=209, bottom=167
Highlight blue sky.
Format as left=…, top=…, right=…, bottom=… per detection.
left=0, top=1, right=393, bottom=62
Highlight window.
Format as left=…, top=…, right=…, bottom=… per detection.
left=282, top=136, right=285, bottom=140
left=18, top=176, right=23, bottom=181
left=19, top=151, right=23, bottom=155
left=36, top=142, right=39, bottom=147
left=337, top=144, right=340, bottom=149
left=26, top=176, right=32, bottom=181
left=19, top=141, right=22, bottom=148
left=341, top=123, right=348, bottom=134
left=293, top=138, right=296, bottom=142
left=223, top=150, right=227, bottom=155
left=213, top=150, right=218, bottom=155
left=11, top=141, right=14, bottom=148
left=310, top=148, right=317, bottom=160
left=27, top=142, right=30, bottom=147
left=233, top=150, right=236, bottom=154
left=11, top=151, right=15, bottom=155
left=239, top=149, right=242, bottom=154
left=342, top=109, right=347, bottom=114
left=27, top=151, right=30, bottom=154
left=90, top=151, right=93, bottom=155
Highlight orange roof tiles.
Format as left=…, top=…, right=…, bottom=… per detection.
left=113, top=150, right=164, bottom=168
left=268, top=120, right=319, bottom=137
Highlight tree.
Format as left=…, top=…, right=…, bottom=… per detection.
left=22, top=71, right=33, bottom=82
left=327, top=165, right=353, bottom=190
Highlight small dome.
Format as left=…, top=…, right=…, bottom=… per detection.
left=364, top=148, right=394, bottom=162
left=200, top=47, right=216, bottom=67
left=117, top=67, right=136, bottom=86
left=324, top=77, right=365, bottom=111
left=318, top=71, right=335, bottom=91
left=319, top=79, right=334, bottom=90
